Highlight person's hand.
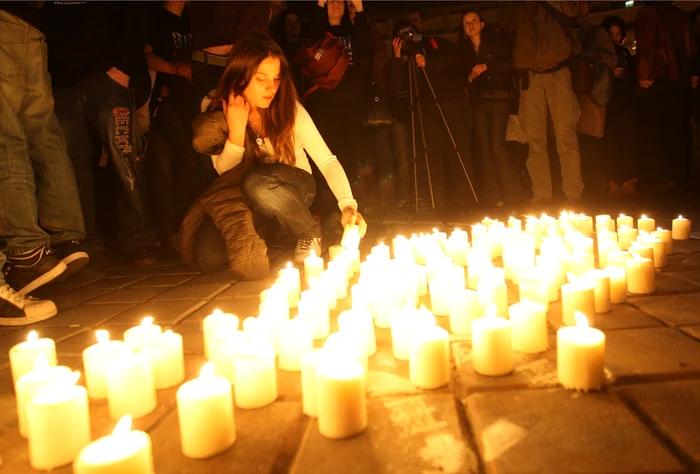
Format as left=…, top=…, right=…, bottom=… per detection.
left=106, top=67, right=130, bottom=88
left=341, top=207, right=367, bottom=237
left=692, top=76, right=699, bottom=88
left=613, top=67, right=625, bottom=78
left=471, top=63, right=488, bottom=78
left=639, top=79, right=654, bottom=89
left=222, top=92, right=251, bottom=134
left=317, top=0, right=326, bottom=6
left=349, top=0, right=363, bottom=12
left=392, top=38, right=404, bottom=58
left=174, top=62, right=192, bottom=82
left=415, top=53, right=426, bottom=68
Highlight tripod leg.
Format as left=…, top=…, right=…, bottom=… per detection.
left=410, top=59, right=436, bottom=210
left=408, top=58, right=419, bottom=213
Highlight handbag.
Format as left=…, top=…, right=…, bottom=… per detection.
left=477, top=72, right=518, bottom=102
left=363, top=81, right=393, bottom=127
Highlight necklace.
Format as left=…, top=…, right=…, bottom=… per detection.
left=249, top=120, right=264, bottom=147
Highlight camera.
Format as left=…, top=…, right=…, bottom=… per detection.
left=398, top=28, right=424, bottom=56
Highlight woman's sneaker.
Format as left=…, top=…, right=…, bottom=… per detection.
left=53, top=239, right=90, bottom=281
left=0, top=284, right=57, bottom=326
left=294, top=237, right=322, bottom=265
left=3, top=246, right=67, bottom=296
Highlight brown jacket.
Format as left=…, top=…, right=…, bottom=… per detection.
left=179, top=151, right=269, bottom=281
left=635, top=3, right=692, bottom=85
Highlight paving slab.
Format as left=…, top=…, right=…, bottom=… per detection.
left=629, top=293, right=700, bottom=326
left=593, top=303, right=664, bottom=331
left=0, top=326, right=86, bottom=360
left=72, top=276, right=150, bottom=290
left=464, top=388, right=686, bottom=474
left=150, top=282, right=231, bottom=301
left=654, top=273, right=700, bottom=295
left=669, top=239, right=700, bottom=255
left=128, top=273, right=198, bottom=287
left=178, top=298, right=263, bottom=325
left=292, top=394, right=477, bottom=474
left=214, top=278, right=279, bottom=300
left=184, top=271, right=238, bottom=285
left=47, top=286, right=114, bottom=308
left=105, top=299, right=207, bottom=325
left=680, top=325, right=700, bottom=342
left=27, top=303, right=136, bottom=329
left=84, top=286, right=169, bottom=304
left=666, top=269, right=700, bottom=288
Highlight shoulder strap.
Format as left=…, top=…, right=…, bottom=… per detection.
left=303, top=84, right=321, bottom=100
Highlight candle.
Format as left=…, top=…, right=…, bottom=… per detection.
left=564, top=251, right=594, bottom=276
left=581, top=270, right=611, bottom=314
left=328, top=244, right=345, bottom=261
left=561, top=274, right=596, bottom=327
left=597, top=240, right=620, bottom=269
left=9, top=330, right=57, bottom=387
left=390, top=307, right=436, bottom=360
left=371, top=242, right=391, bottom=265
left=471, top=304, right=513, bottom=376
left=608, top=250, right=632, bottom=269
left=509, top=300, right=548, bottom=354
left=123, top=317, right=162, bottom=353
left=105, top=352, right=157, bottom=420
left=448, top=289, right=479, bottom=335
left=617, top=214, right=634, bottom=230
left=315, top=358, right=367, bottom=439
left=277, top=262, right=301, bottom=308
left=445, top=236, right=469, bottom=267
left=637, top=234, right=666, bottom=268
left=259, top=284, right=290, bottom=322
left=476, top=276, right=507, bottom=318
left=637, top=215, right=656, bottom=233
left=27, top=372, right=90, bottom=470
left=629, top=242, right=653, bottom=261
left=143, top=330, right=185, bottom=389
left=617, top=225, right=638, bottom=251
left=298, top=289, right=330, bottom=340
left=625, top=254, right=656, bottom=295
left=209, top=330, right=246, bottom=384
left=16, top=355, right=72, bottom=438
left=345, top=247, right=361, bottom=274
left=301, top=350, right=323, bottom=417
left=340, top=223, right=361, bottom=250
left=605, top=265, right=627, bottom=304
left=338, top=309, right=376, bottom=358
left=309, top=276, right=336, bottom=311
left=409, top=325, right=450, bottom=389
left=652, top=228, right=673, bottom=255
left=508, top=216, right=522, bottom=230
left=557, top=312, right=605, bottom=391
left=304, top=249, right=324, bottom=285
left=277, top=316, right=314, bottom=372
left=231, top=341, right=277, bottom=409
left=519, top=269, right=550, bottom=311
left=82, top=330, right=130, bottom=400
left=672, top=216, right=691, bottom=240
left=202, top=309, right=239, bottom=360
left=176, top=363, right=235, bottom=459
left=326, top=262, right=349, bottom=299
left=429, top=264, right=465, bottom=316
left=242, top=315, right=278, bottom=355
left=73, top=415, right=154, bottom=474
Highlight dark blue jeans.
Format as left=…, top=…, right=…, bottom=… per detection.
left=53, top=72, right=159, bottom=252
left=0, top=10, right=85, bottom=258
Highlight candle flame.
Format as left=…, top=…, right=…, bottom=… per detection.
left=486, top=303, right=497, bottom=318
left=27, top=330, right=38, bottom=343
left=619, top=213, right=627, bottom=218
left=641, top=214, right=647, bottom=219
left=96, top=329, right=110, bottom=343
left=33, top=354, right=49, bottom=371
left=141, top=316, right=154, bottom=326
left=574, top=312, right=589, bottom=328
left=679, top=215, right=683, bottom=219
left=200, top=362, right=215, bottom=379
left=113, top=415, right=132, bottom=435
left=287, top=262, right=292, bottom=269
left=164, top=329, right=173, bottom=336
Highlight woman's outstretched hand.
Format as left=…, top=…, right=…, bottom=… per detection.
left=341, top=206, right=367, bottom=237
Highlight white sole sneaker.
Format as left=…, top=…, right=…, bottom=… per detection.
left=18, top=261, right=67, bottom=296
left=0, top=299, right=58, bottom=326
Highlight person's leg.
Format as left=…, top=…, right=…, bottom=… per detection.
left=523, top=72, right=553, bottom=200
left=420, top=105, right=446, bottom=212
left=144, top=115, right=177, bottom=241
left=474, top=101, right=502, bottom=204
left=390, top=121, right=412, bottom=205
left=241, top=164, right=320, bottom=238
left=546, top=68, right=583, bottom=199
left=490, top=101, right=524, bottom=201
left=636, top=81, right=669, bottom=190
left=440, top=98, right=478, bottom=207
left=193, top=214, right=229, bottom=273
left=664, top=83, right=692, bottom=189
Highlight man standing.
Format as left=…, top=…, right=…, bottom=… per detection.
left=499, top=1, right=587, bottom=205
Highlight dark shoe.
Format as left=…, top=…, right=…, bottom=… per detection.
left=3, top=246, right=67, bottom=296
left=294, top=237, right=322, bottom=265
left=128, top=246, right=160, bottom=267
left=53, top=239, right=90, bottom=281
left=0, top=284, right=57, bottom=326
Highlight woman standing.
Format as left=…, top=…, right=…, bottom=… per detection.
left=459, top=10, right=523, bottom=207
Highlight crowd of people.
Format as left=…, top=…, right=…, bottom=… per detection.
left=0, top=1, right=698, bottom=325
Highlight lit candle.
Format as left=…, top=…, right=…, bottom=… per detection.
left=597, top=240, right=620, bottom=269
left=508, top=216, right=522, bottom=230
left=231, top=340, right=277, bottom=409
left=557, top=312, right=605, bottom=392
left=9, top=330, right=57, bottom=387
left=326, top=262, right=349, bottom=299
left=328, top=244, right=345, bottom=261
left=277, top=316, right=314, bottom=372
left=259, top=284, right=290, bottom=322
left=605, top=265, right=627, bottom=304
left=345, top=247, right=361, bottom=274
left=16, top=354, right=72, bottom=438
left=202, top=309, right=239, bottom=360
left=445, top=236, right=469, bottom=267
left=608, top=250, right=633, bottom=269
left=304, top=249, right=324, bottom=285
left=672, top=215, right=691, bottom=240
left=617, top=214, right=634, bottom=230
left=82, top=330, right=130, bottom=400
left=561, top=273, right=596, bottom=327
left=519, top=269, right=550, bottom=311
left=637, top=233, right=666, bottom=268
left=301, top=350, right=322, bottom=417
left=143, top=329, right=185, bottom=389
left=637, top=215, right=656, bottom=233
left=123, top=316, right=162, bottom=353
left=509, top=300, right=548, bottom=354
left=298, top=288, right=330, bottom=340
left=73, top=415, right=154, bottom=474
left=595, top=215, right=614, bottom=233
left=582, top=270, right=611, bottom=314
left=242, top=315, right=278, bottom=355
left=309, top=276, right=337, bottom=311
left=390, top=307, right=435, bottom=360
left=277, top=262, right=301, bottom=308
left=105, top=351, right=157, bottom=420
left=338, top=309, right=376, bottom=358
left=476, top=273, right=508, bottom=318
left=371, top=242, right=391, bottom=266
left=315, top=358, right=367, bottom=439
left=448, top=289, right=479, bottom=335
left=27, top=371, right=90, bottom=470
left=617, top=225, right=638, bottom=251
left=209, top=330, right=246, bottom=384
left=176, top=363, right=235, bottom=459
left=409, top=325, right=450, bottom=389
left=429, top=264, right=465, bottom=316
left=625, top=254, right=656, bottom=295
left=652, top=228, right=673, bottom=255
left=564, top=251, right=594, bottom=277
left=471, top=304, right=513, bottom=376
left=629, top=241, right=653, bottom=261
left=340, top=223, right=361, bottom=250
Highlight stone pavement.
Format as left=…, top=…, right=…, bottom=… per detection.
left=2, top=199, right=700, bottom=473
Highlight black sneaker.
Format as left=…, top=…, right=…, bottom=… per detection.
left=3, top=246, right=67, bottom=296
left=53, top=239, right=90, bottom=281
left=128, top=245, right=160, bottom=267
left=0, top=284, right=57, bottom=326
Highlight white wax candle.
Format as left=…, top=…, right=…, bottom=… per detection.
left=16, top=355, right=72, bottom=438
left=561, top=276, right=596, bottom=327
left=231, top=341, right=277, bottom=409
left=565, top=251, right=594, bottom=276
left=9, top=330, right=57, bottom=387
left=304, top=249, right=324, bottom=285
left=630, top=241, right=653, bottom=261
left=672, top=216, right=691, bottom=240
left=338, top=309, right=376, bottom=357
left=508, top=217, right=522, bottom=230
left=519, top=270, right=550, bottom=311
left=605, top=265, right=627, bottom=304
left=617, top=214, right=634, bottom=230
left=82, top=330, right=130, bottom=400
left=315, top=358, right=367, bottom=439
left=123, top=317, right=162, bottom=353
left=301, top=350, right=322, bottom=418
left=259, top=284, right=290, bottom=322
left=309, top=276, right=337, bottom=311
left=652, top=228, right=673, bottom=255
left=298, top=289, right=331, bottom=340
left=476, top=278, right=508, bottom=318
left=328, top=244, right=345, bottom=261
left=341, top=224, right=361, bottom=250
left=639, top=235, right=666, bottom=268
left=509, top=300, right=548, bottom=354
left=608, top=250, right=632, bottom=268
left=429, top=264, right=465, bottom=316
left=637, top=215, right=656, bottom=233
left=575, top=215, right=594, bottom=236
left=209, top=330, right=246, bottom=384
left=105, top=352, right=157, bottom=420
left=625, top=255, right=656, bottom=295
left=557, top=312, right=605, bottom=391
left=243, top=315, right=278, bottom=355
left=324, top=332, right=369, bottom=378
left=617, top=225, right=638, bottom=251
left=326, top=262, right=348, bottom=299
left=582, top=270, right=611, bottom=314
left=467, top=249, right=491, bottom=290
left=597, top=240, right=620, bottom=269
left=277, top=262, right=301, bottom=308
left=278, top=316, right=314, bottom=372
left=143, top=330, right=185, bottom=390
left=27, top=372, right=90, bottom=470
left=409, top=326, right=450, bottom=389
left=448, top=289, right=479, bottom=335
left=73, top=415, right=154, bottom=474
left=371, top=242, right=391, bottom=265
left=390, top=307, right=436, bottom=360
left=202, top=309, right=239, bottom=360
left=471, top=305, right=513, bottom=376
left=445, top=237, right=469, bottom=267
left=415, top=264, right=428, bottom=296
left=345, top=247, right=361, bottom=274
left=177, top=363, right=235, bottom=459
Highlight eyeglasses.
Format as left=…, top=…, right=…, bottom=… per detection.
left=464, top=19, right=482, bottom=26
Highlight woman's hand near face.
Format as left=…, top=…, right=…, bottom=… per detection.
left=222, top=92, right=250, bottom=147
left=341, top=207, right=367, bottom=237
left=350, top=0, right=363, bottom=12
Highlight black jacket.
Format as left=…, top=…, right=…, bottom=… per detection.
left=459, top=27, right=516, bottom=102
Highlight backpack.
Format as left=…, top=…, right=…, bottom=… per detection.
left=297, top=31, right=350, bottom=100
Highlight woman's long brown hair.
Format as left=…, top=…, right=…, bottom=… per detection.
left=208, top=33, right=298, bottom=166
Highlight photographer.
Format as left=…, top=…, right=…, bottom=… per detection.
left=388, top=13, right=475, bottom=217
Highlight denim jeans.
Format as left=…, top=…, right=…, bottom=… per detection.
left=390, top=121, right=414, bottom=203
left=241, top=164, right=319, bottom=239
left=53, top=71, right=159, bottom=252
left=0, top=10, right=85, bottom=256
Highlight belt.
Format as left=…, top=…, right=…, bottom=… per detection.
left=192, top=50, right=228, bottom=67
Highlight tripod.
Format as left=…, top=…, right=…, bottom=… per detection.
left=407, top=55, right=480, bottom=213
